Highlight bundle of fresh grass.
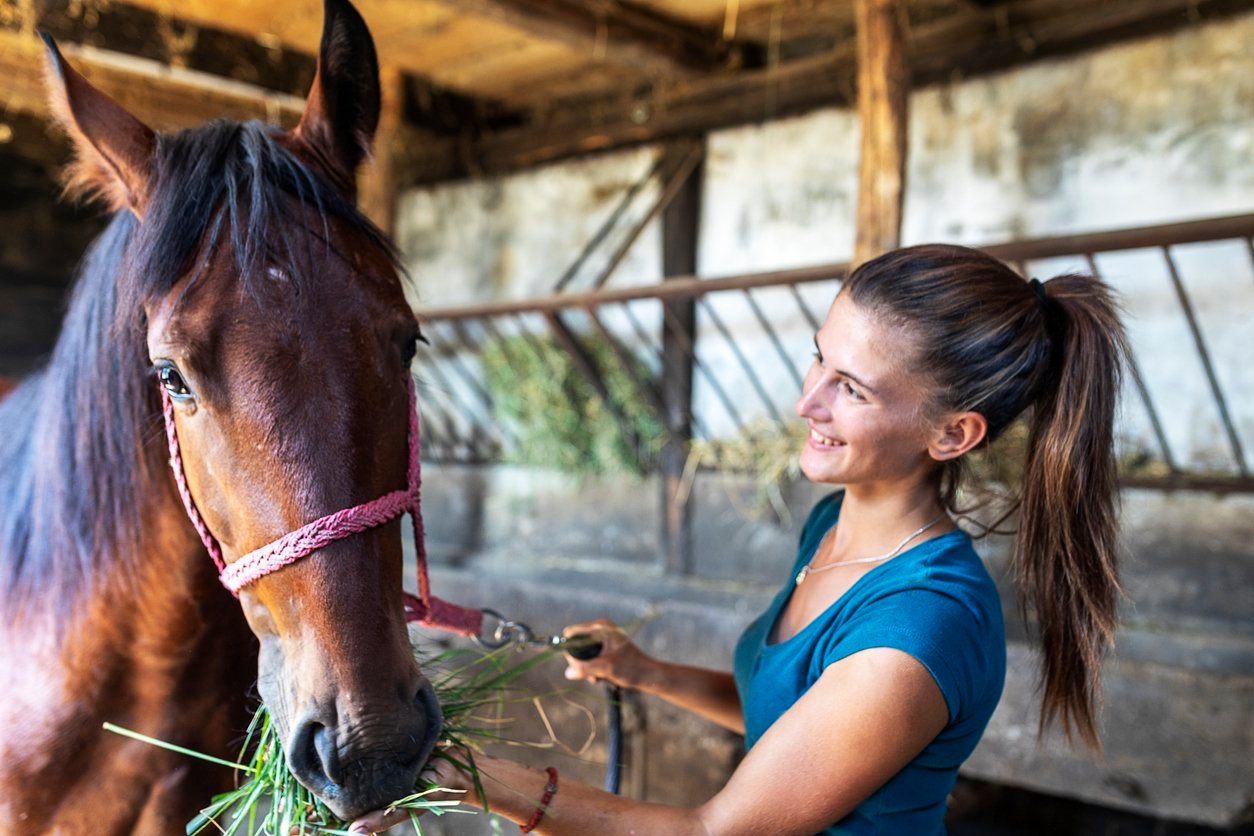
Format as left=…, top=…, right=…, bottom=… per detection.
left=107, top=644, right=561, bottom=835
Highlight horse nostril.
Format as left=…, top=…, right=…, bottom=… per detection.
left=406, top=680, right=444, bottom=768
left=313, top=723, right=343, bottom=785
left=287, top=717, right=342, bottom=790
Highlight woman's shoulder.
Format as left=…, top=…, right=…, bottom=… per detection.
left=862, top=530, right=1003, bottom=624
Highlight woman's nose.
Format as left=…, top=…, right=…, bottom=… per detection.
left=796, top=372, right=829, bottom=419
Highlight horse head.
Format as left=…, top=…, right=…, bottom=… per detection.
left=42, top=0, right=440, bottom=820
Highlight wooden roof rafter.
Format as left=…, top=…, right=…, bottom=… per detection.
left=435, top=0, right=1254, bottom=181
left=431, top=0, right=743, bottom=77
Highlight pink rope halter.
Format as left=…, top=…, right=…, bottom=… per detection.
left=160, top=376, right=483, bottom=638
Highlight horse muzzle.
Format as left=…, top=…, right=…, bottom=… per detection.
left=284, top=678, right=444, bottom=821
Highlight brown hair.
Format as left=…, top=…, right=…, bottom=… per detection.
left=845, top=244, right=1129, bottom=750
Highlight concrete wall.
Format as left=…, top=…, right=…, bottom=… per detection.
left=392, top=12, right=1254, bottom=831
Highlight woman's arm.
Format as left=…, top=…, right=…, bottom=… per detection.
left=562, top=620, right=744, bottom=734
left=353, top=647, right=949, bottom=836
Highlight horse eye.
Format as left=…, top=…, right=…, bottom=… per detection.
left=158, top=365, right=191, bottom=398
left=401, top=330, right=426, bottom=366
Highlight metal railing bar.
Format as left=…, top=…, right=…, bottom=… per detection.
left=606, top=304, right=717, bottom=441
left=414, top=357, right=492, bottom=461
left=424, top=323, right=510, bottom=451
left=428, top=323, right=495, bottom=408
left=741, top=288, right=804, bottom=390
left=553, top=153, right=668, bottom=293
left=582, top=306, right=682, bottom=447
left=1083, top=254, right=1178, bottom=474
left=698, top=297, right=785, bottom=424
left=446, top=319, right=523, bottom=449
left=661, top=302, right=748, bottom=433
left=1120, top=474, right=1254, bottom=494
left=591, top=142, right=704, bottom=291
left=422, top=263, right=847, bottom=321
left=417, top=214, right=1254, bottom=323
left=412, top=382, right=460, bottom=459
left=505, top=313, right=584, bottom=393
left=982, top=214, right=1254, bottom=262
left=619, top=300, right=664, bottom=359
left=1160, top=246, right=1249, bottom=477
left=616, top=301, right=716, bottom=441
left=474, top=314, right=532, bottom=385
left=542, top=310, right=645, bottom=455
left=788, top=283, right=823, bottom=333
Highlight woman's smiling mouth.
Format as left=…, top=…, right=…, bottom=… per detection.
left=808, top=427, right=845, bottom=449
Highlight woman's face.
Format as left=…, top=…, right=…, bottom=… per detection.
left=796, top=292, right=938, bottom=489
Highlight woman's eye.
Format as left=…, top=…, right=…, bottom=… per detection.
left=841, top=380, right=864, bottom=400
left=158, top=365, right=191, bottom=398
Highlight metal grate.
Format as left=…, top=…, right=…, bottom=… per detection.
left=414, top=213, right=1254, bottom=494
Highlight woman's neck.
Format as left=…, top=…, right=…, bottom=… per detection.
left=830, top=479, right=949, bottom=558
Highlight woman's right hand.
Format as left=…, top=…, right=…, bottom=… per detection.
left=562, top=619, right=650, bottom=690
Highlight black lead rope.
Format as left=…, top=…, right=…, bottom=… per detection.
left=566, top=636, right=625, bottom=795
left=475, top=615, right=627, bottom=796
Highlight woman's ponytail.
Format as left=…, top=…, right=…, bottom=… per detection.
left=846, top=247, right=1132, bottom=750
left=1019, top=275, right=1129, bottom=749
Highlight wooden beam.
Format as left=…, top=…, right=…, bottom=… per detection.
left=659, top=140, right=703, bottom=576
left=426, top=0, right=732, bottom=77
left=33, top=0, right=314, bottom=98
left=852, top=0, right=909, bottom=266
left=0, top=30, right=304, bottom=131
left=414, top=0, right=1254, bottom=182
left=358, top=65, right=405, bottom=235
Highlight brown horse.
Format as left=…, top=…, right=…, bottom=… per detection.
left=0, top=1, right=442, bottom=831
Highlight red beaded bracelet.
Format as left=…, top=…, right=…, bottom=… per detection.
left=519, top=766, right=559, bottom=834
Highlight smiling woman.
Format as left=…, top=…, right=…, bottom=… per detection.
left=354, top=244, right=1131, bottom=836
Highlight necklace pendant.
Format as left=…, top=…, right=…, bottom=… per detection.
left=795, top=566, right=809, bottom=586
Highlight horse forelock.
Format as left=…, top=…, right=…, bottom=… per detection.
left=0, top=118, right=404, bottom=618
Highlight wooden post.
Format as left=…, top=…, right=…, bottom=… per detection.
left=660, top=140, right=703, bottom=575
left=853, top=0, right=910, bottom=267
left=359, top=65, right=404, bottom=237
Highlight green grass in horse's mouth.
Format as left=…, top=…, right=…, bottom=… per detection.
left=106, top=644, right=563, bottom=835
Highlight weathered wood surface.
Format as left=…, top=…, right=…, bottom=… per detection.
left=853, top=0, right=909, bottom=267
left=5, top=0, right=1252, bottom=183
left=445, top=0, right=1254, bottom=181
left=358, top=65, right=405, bottom=236
left=0, top=30, right=303, bottom=131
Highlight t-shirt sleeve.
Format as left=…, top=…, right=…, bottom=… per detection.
left=819, top=588, right=992, bottom=723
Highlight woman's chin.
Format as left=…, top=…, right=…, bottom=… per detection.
left=800, top=448, right=848, bottom=485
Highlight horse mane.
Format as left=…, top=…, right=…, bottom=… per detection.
left=0, top=120, right=400, bottom=616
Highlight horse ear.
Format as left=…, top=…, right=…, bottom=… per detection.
left=40, top=33, right=156, bottom=217
left=295, top=0, right=381, bottom=195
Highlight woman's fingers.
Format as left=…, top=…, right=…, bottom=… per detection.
left=562, top=620, right=638, bottom=686
left=348, top=806, right=411, bottom=833
left=348, top=760, right=469, bottom=833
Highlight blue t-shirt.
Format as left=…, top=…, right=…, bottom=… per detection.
left=733, top=493, right=1006, bottom=835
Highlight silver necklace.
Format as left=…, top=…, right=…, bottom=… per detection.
left=794, top=514, right=946, bottom=586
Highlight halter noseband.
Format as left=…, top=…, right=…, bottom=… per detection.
left=160, top=376, right=483, bottom=637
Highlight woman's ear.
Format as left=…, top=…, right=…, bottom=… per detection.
left=927, top=411, right=988, bottom=462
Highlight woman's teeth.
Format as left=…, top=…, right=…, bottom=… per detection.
left=809, top=428, right=842, bottom=448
